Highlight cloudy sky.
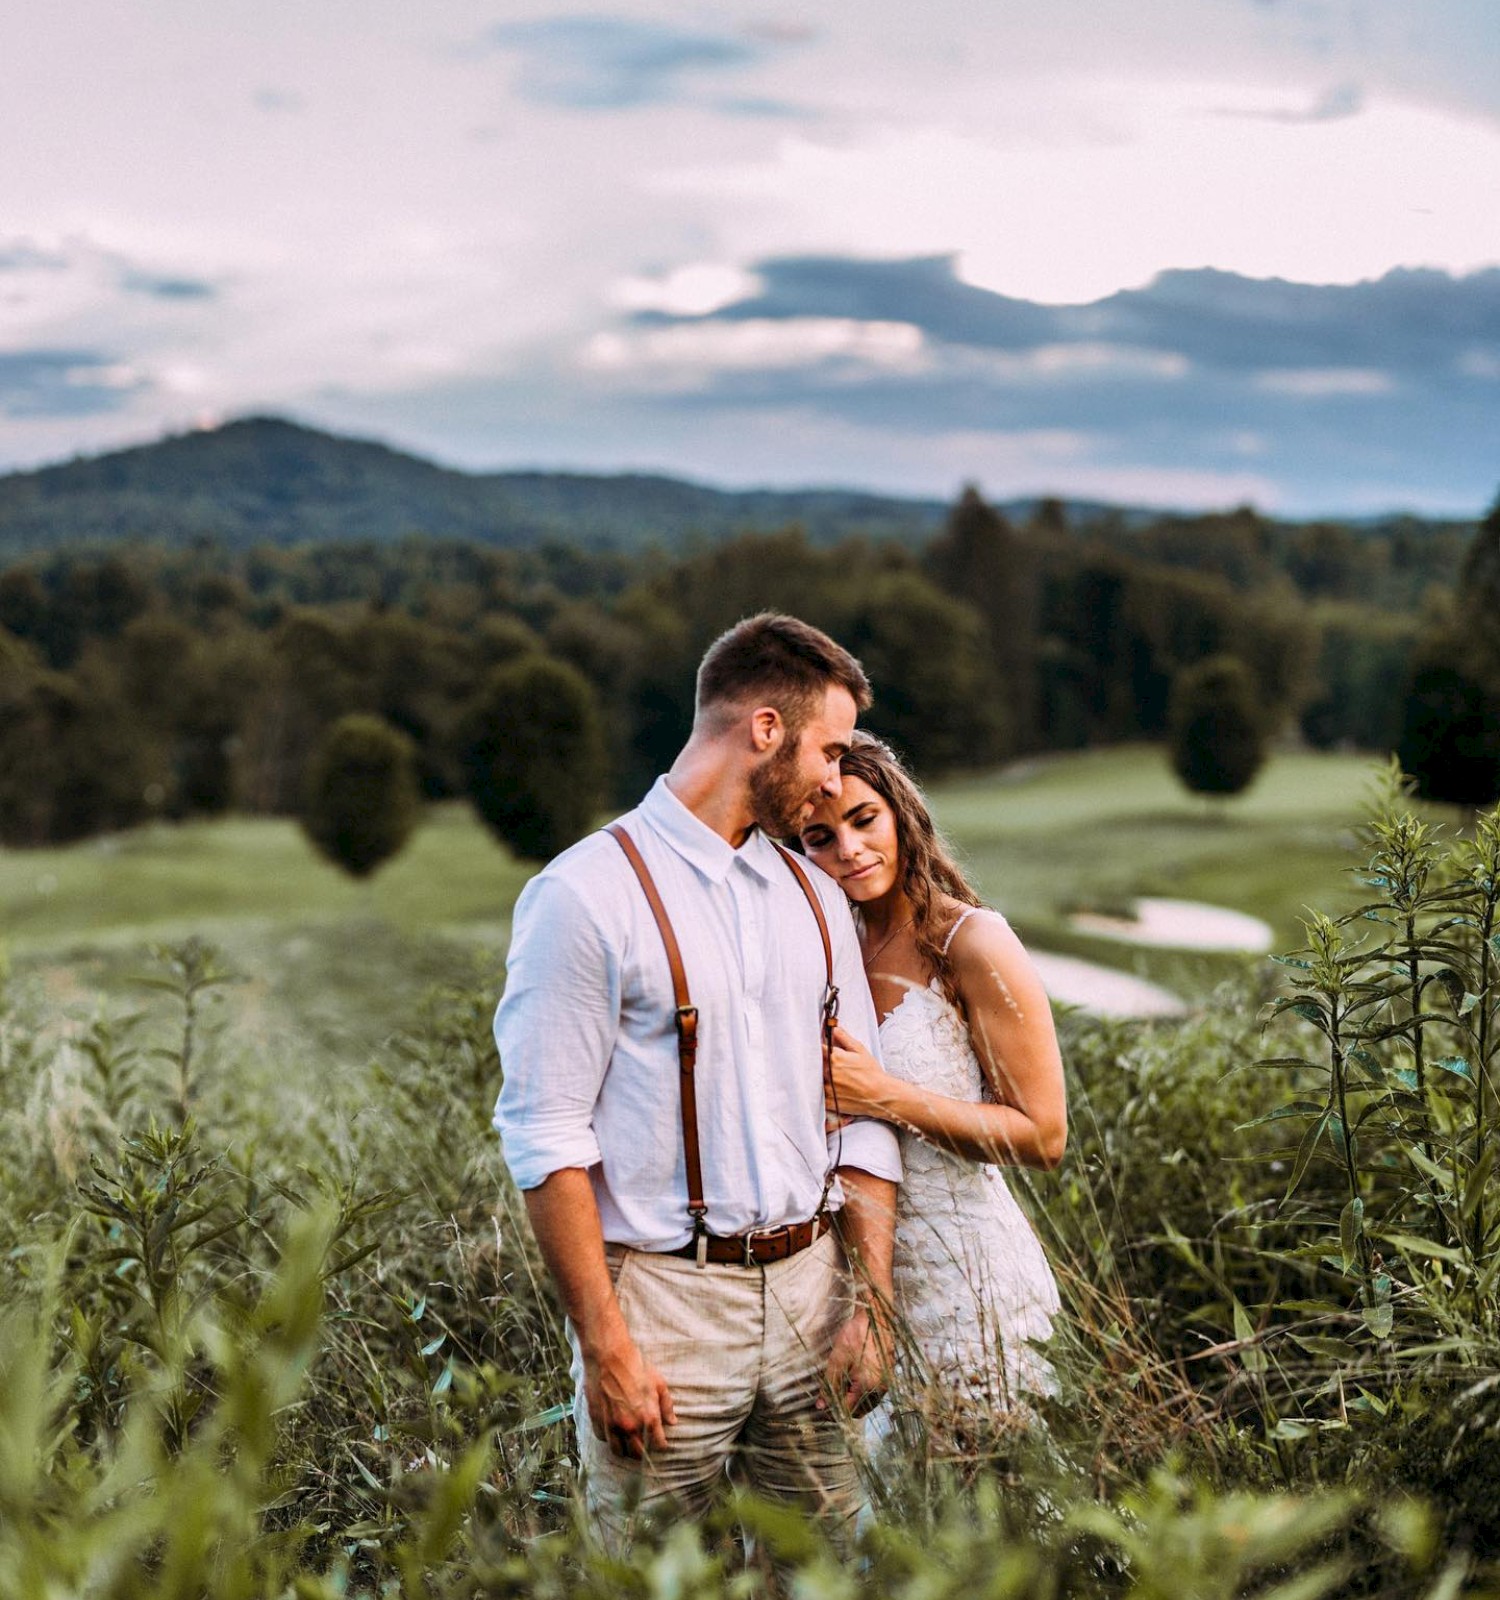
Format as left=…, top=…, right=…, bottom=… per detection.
left=3, top=1, right=1498, bottom=514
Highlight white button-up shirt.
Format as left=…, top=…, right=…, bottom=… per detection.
left=493, top=776, right=902, bottom=1251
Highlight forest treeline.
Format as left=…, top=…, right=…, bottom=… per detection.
left=0, top=484, right=1489, bottom=850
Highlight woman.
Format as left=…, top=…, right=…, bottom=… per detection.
left=799, top=732, right=1066, bottom=1415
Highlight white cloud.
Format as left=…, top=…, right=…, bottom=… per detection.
left=0, top=0, right=1493, bottom=511
left=581, top=317, right=926, bottom=381
left=1254, top=368, right=1397, bottom=396
left=676, top=87, right=1500, bottom=304
left=610, top=262, right=763, bottom=316
left=958, top=343, right=1189, bottom=382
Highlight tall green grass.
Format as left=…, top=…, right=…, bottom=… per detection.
left=0, top=746, right=1492, bottom=1594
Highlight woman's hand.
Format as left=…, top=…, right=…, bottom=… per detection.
left=825, top=1023, right=904, bottom=1122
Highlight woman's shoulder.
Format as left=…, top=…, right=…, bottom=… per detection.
left=943, top=903, right=1047, bottom=997
left=937, top=900, right=1009, bottom=955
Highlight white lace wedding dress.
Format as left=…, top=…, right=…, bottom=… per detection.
left=878, top=909, right=1060, bottom=1409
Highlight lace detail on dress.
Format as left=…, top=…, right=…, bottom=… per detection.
left=879, top=976, right=1059, bottom=1406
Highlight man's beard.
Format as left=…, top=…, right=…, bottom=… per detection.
left=748, top=741, right=813, bottom=837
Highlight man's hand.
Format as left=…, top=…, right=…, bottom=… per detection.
left=821, top=1302, right=892, bottom=1416
left=583, top=1326, right=678, bottom=1459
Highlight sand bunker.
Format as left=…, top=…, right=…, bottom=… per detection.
left=1029, top=951, right=1186, bottom=1019
left=1070, top=897, right=1273, bottom=954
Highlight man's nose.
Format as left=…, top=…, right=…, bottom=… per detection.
left=821, top=765, right=842, bottom=799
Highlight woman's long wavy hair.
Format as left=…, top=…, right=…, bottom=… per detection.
left=832, top=732, right=984, bottom=1011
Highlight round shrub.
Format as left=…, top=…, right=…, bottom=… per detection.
left=301, top=713, right=421, bottom=879
left=460, top=655, right=607, bottom=863
left=1168, top=654, right=1266, bottom=799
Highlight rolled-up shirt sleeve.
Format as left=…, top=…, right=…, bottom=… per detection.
left=823, top=882, right=903, bottom=1186
left=493, top=870, right=619, bottom=1191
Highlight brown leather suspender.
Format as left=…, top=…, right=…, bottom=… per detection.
left=606, top=823, right=838, bottom=1265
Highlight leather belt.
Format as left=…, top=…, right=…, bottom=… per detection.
left=662, top=1214, right=831, bottom=1267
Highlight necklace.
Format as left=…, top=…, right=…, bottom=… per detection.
left=863, top=915, right=915, bottom=972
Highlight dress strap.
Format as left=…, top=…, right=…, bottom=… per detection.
left=941, top=906, right=983, bottom=955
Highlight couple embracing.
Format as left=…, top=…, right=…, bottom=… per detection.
left=493, top=612, right=1067, bottom=1551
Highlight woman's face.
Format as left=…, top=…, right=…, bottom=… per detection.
left=800, top=774, right=901, bottom=904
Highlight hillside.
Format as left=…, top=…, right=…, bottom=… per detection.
left=0, top=416, right=952, bottom=558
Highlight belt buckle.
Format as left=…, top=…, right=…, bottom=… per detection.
left=741, top=1223, right=784, bottom=1267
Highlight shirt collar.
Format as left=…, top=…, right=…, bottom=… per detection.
left=639, top=775, right=781, bottom=885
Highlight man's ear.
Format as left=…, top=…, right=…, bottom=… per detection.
left=749, top=705, right=784, bottom=753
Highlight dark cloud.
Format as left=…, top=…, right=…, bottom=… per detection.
left=485, top=15, right=763, bottom=110
left=119, top=270, right=216, bottom=301
left=604, top=256, right=1500, bottom=511
left=659, top=255, right=1500, bottom=379
left=0, top=240, right=69, bottom=272
left=0, top=238, right=216, bottom=302
left=0, top=352, right=142, bottom=419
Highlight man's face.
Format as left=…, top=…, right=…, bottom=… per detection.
left=748, top=684, right=858, bottom=837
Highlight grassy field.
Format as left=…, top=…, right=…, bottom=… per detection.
left=6, top=744, right=1500, bottom=1595
left=0, top=744, right=1437, bottom=1040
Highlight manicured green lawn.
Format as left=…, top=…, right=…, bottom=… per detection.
left=931, top=745, right=1392, bottom=950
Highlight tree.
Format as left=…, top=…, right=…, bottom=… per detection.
left=460, top=655, right=607, bottom=862
left=1397, top=651, right=1500, bottom=810
left=1459, top=491, right=1500, bottom=680
left=842, top=571, right=1006, bottom=773
left=300, top=714, right=421, bottom=879
left=1168, top=655, right=1266, bottom=800
left=1394, top=492, right=1500, bottom=808
left=925, top=486, right=1037, bottom=751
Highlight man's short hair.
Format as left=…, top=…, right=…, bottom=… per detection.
left=695, top=612, right=872, bottom=734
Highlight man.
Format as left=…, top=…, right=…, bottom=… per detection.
left=493, top=612, right=901, bottom=1550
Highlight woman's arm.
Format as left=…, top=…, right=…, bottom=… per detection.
left=825, top=915, right=1067, bottom=1169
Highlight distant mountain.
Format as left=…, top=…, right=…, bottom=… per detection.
left=0, top=416, right=955, bottom=559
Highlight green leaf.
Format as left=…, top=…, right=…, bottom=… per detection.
left=1461, top=1146, right=1495, bottom=1224
left=1339, top=1197, right=1364, bottom=1275
left=1356, top=1273, right=1394, bottom=1337
left=1292, top=1335, right=1356, bottom=1360
left=1233, top=1298, right=1266, bottom=1375
left=1379, top=1231, right=1463, bottom=1263
left=519, top=1402, right=572, bottom=1432
left=1405, top=1144, right=1456, bottom=1191
left=1271, top=1417, right=1315, bottom=1440
left=1236, top=1101, right=1325, bottom=1132
left=1363, top=1295, right=1394, bottom=1340
left=1460, top=991, right=1481, bottom=1017
left=1285, top=1106, right=1334, bottom=1202
left=1433, top=1056, right=1474, bottom=1081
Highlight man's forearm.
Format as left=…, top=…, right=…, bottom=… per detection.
left=834, top=1167, right=897, bottom=1307
left=522, top=1168, right=675, bottom=1456
left=522, top=1167, right=629, bottom=1360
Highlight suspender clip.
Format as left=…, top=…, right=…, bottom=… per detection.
left=821, top=982, right=839, bottom=1030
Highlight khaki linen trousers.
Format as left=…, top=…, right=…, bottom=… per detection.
left=569, top=1228, right=864, bottom=1550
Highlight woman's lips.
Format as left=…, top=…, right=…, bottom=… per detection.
left=843, top=862, right=881, bottom=883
